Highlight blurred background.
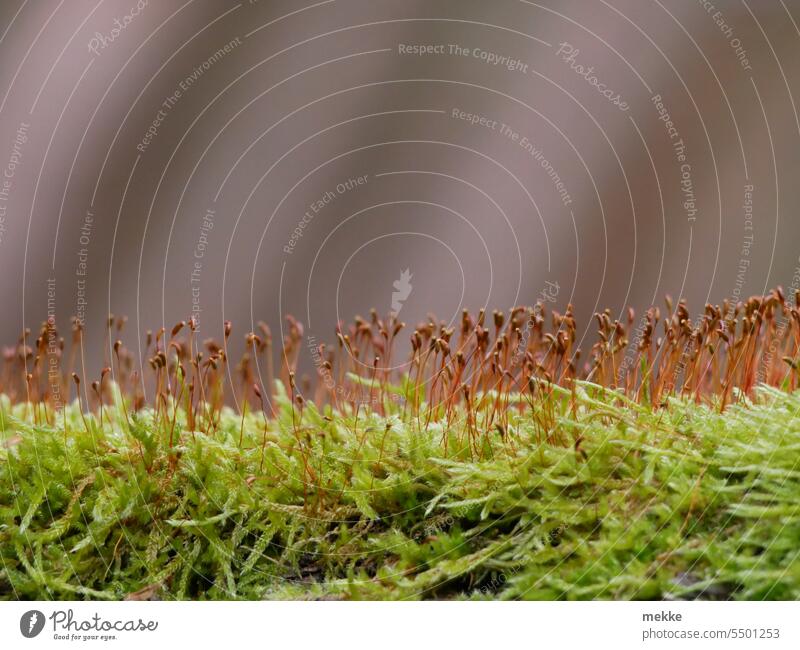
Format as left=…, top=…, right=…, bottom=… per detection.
left=0, top=0, right=798, bottom=376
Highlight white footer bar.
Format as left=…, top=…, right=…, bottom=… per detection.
left=2, top=601, right=797, bottom=649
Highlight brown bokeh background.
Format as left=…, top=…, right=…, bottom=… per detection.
left=1, top=0, right=798, bottom=375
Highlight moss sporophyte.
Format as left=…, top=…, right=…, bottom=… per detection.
left=2, top=288, right=800, bottom=599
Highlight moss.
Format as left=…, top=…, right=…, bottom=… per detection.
left=1, top=381, right=799, bottom=600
